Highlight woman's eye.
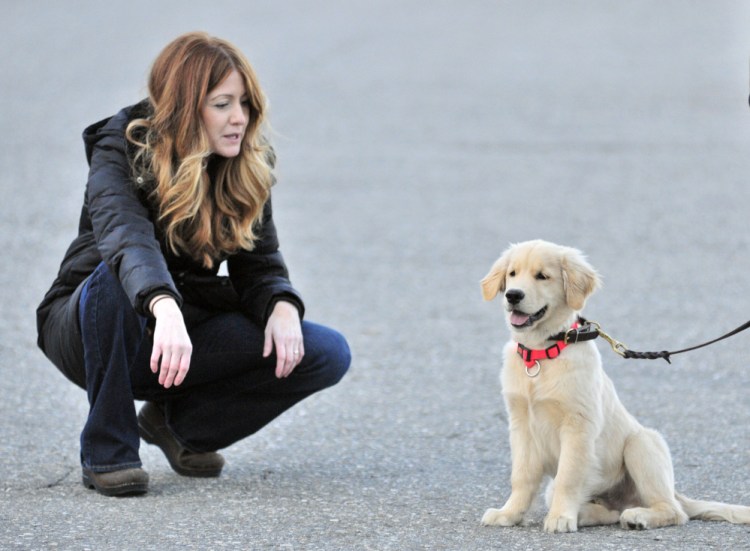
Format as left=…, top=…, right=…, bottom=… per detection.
left=215, top=103, right=229, bottom=109
left=535, top=272, right=548, bottom=280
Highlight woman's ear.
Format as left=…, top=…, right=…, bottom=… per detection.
left=481, top=248, right=512, bottom=301
left=561, top=248, right=601, bottom=310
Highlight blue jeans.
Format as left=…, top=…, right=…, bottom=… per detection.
left=78, top=262, right=350, bottom=472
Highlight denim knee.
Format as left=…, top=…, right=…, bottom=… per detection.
left=79, top=262, right=130, bottom=328
left=303, top=322, right=351, bottom=388
left=79, top=261, right=149, bottom=373
left=328, top=329, right=351, bottom=385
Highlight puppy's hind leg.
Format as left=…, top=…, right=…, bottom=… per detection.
left=578, top=502, right=622, bottom=527
left=620, top=429, right=688, bottom=530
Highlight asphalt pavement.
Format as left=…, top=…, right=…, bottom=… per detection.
left=1, top=1, right=750, bottom=549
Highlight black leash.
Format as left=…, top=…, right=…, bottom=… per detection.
left=549, top=318, right=750, bottom=364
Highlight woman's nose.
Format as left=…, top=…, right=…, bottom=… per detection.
left=230, top=103, right=247, bottom=125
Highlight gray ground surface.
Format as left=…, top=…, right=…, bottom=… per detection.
left=2, top=1, right=750, bottom=549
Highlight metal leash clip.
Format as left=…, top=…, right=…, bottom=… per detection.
left=589, top=321, right=628, bottom=357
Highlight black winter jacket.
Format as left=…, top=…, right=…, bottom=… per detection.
left=36, top=101, right=304, bottom=356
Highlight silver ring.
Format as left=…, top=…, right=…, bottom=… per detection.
left=525, top=361, right=541, bottom=378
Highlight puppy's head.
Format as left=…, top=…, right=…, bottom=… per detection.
left=481, top=240, right=601, bottom=337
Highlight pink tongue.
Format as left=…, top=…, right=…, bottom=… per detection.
left=510, top=311, right=530, bottom=326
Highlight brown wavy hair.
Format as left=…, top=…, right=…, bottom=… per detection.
left=126, top=32, right=273, bottom=268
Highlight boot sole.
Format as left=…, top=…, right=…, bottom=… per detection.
left=82, top=472, right=148, bottom=497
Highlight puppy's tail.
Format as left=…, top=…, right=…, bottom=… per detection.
left=676, top=492, right=750, bottom=524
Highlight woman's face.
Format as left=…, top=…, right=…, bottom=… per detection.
left=200, top=70, right=250, bottom=158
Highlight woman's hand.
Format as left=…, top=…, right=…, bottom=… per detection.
left=150, top=295, right=192, bottom=388
left=263, top=300, right=304, bottom=379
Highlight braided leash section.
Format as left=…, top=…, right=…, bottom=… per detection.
left=622, top=349, right=672, bottom=364
left=605, top=318, right=750, bottom=363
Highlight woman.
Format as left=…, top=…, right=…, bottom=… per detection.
left=36, top=32, right=351, bottom=496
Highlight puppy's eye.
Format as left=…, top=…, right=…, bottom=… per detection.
left=535, top=272, right=548, bottom=280
left=508, top=270, right=516, bottom=277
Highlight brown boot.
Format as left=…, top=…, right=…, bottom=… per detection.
left=82, top=467, right=148, bottom=496
left=138, top=402, right=224, bottom=477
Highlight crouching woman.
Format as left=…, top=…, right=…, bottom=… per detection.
left=36, top=32, right=350, bottom=496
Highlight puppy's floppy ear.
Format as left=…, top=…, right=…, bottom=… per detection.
left=481, top=248, right=512, bottom=301
left=561, top=248, right=601, bottom=310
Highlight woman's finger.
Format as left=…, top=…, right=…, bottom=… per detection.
left=173, top=352, right=191, bottom=386
left=150, top=344, right=162, bottom=374
left=158, top=352, right=173, bottom=385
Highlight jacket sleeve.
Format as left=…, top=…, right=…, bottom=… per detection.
left=227, top=197, right=305, bottom=326
left=85, top=117, right=180, bottom=315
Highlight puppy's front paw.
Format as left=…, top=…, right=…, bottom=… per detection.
left=544, top=513, right=578, bottom=533
left=481, top=507, right=523, bottom=527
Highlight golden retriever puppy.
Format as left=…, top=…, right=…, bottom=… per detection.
left=480, top=240, right=750, bottom=533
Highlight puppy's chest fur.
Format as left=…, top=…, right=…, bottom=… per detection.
left=501, top=341, right=605, bottom=473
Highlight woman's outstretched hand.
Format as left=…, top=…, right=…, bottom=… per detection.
left=263, top=300, right=304, bottom=379
left=150, top=295, right=192, bottom=388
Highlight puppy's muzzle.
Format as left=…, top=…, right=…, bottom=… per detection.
left=505, top=289, right=525, bottom=305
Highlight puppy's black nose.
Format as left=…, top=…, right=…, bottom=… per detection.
left=505, top=289, right=524, bottom=305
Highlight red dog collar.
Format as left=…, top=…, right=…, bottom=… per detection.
left=516, top=322, right=580, bottom=369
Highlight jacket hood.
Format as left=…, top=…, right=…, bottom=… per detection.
left=82, top=99, right=152, bottom=165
